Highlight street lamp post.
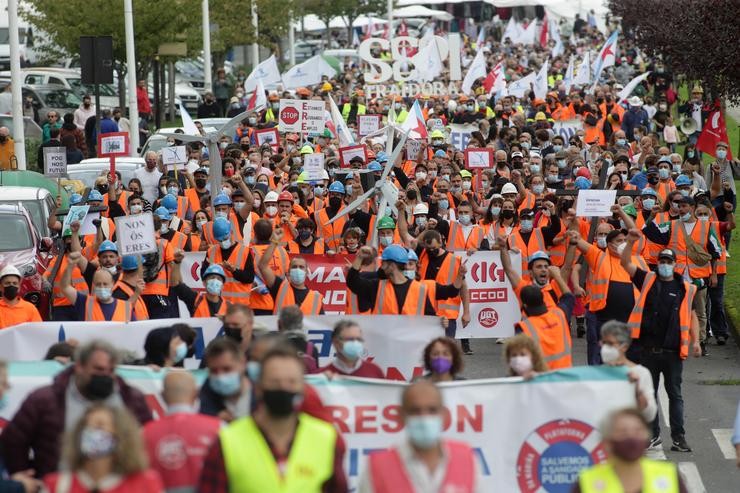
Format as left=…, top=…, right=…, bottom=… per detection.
left=124, top=0, right=139, bottom=154
left=8, top=0, right=26, bottom=169
left=203, top=0, right=213, bottom=92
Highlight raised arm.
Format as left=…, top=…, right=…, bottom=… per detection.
left=257, top=228, right=282, bottom=289
left=495, top=236, right=522, bottom=289
left=621, top=228, right=640, bottom=277
left=60, top=251, right=82, bottom=304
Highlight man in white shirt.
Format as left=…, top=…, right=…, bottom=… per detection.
left=73, top=95, right=96, bottom=130
left=0, top=84, right=13, bottom=114
left=134, top=151, right=163, bottom=203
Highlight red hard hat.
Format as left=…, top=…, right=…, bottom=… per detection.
left=278, top=191, right=294, bottom=203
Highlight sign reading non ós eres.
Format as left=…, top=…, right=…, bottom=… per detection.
left=115, top=212, right=157, bottom=255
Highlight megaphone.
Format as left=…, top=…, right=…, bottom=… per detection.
left=681, top=117, right=698, bottom=135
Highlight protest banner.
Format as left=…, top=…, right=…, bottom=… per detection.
left=114, top=212, right=157, bottom=255
left=552, top=119, right=583, bottom=143
left=455, top=251, right=521, bottom=338
left=278, top=99, right=325, bottom=135
left=97, top=132, right=130, bottom=157
left=0, top=315, right=441, bottom=381
left=61, top=205, right=89, bottom=237
left=449, top=123, right=477, bottom=150
left=160, top=145, right=187, bottom=171
left=404, top=139, right=423, bottom=160
left=575, top=190, right=617, bottom=217
left=254, top=127, right=280, bottom=149
left=43, top=146, right=67, bottom=177
left=338, top=144, right=369, bottom=167
left=303, top=153, right=326, bottom=181
left=427, top=117, right=445, bottom=131
left=357, top=114, right=381, bottom=136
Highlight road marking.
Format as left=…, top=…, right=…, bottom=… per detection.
left=678, top=462, right=706, bottom=493
left=658, top=375, right=670, bottom=427
left=645, top=446, right=667, bottom=460
left=711, top=428, right=737, bottom=459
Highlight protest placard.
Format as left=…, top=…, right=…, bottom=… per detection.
left=43, top=146, right=67, bottom=177
left=575, top=189, right=617, bottom=217
left=97, top=132, right=130, bottom=157
left=465, top=148, right=494, bottom=169
left=552, top=119, right=584, bottom=143
left=255, top=127, right=280, bottom=149
left=339, top=145, right=369, bottom=167
left=160, top=146, right=187, bottom=169
left=357, top=114, right=381, bottom=136
left=405, top=139, right=423, bottom=160
left=114, top=212, right=157, bottom=255
left=427, top=118, right=445, bottom=131
left=278, top=99, right=325, bottom=134
left=303, top=153, right=326, bottom=181
left=62, top=205, right=89, bottom=237
left=449, top=123, right=477, bottom=150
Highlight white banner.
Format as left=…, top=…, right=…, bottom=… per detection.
left=552, top=119, right=583, bottom=143
left=310, top=366, right=635, bottom=491
left=449, top=123, right=477, bottom=150
left=456, top=251, right=521, bottom=339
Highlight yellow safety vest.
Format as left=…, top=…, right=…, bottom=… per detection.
left=220, top=413, right=336, bottom=493
left=579, top=458, right=679, bottom=493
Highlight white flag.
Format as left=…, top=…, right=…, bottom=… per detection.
left=573, top=51, right=591, bottom=86
left=244, top=55, right=281, bottom=92
left=533, top=59, right=549, bottom=100
left=413, top=32, right=443, bottom=82
left=178, top=103, right=199, bottom=135
left=550, top=19, right=563, bottom=57
left=517, top=19, right=537, bottom=45
left=246, top=79, right=267, bottom=112
left=461, top=49, right=487, bottom=95
left=282, top=55, right=336, bottom=89
left=617, top=71, right=651, bottom=103
left=505, top=72, right=536, bottom=98
left=593, top=31, right=618, bottom=81
left=563, top=56, right=575, bottom=94
left=328, top=96, right=354, bottom=147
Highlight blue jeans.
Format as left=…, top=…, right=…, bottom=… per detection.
left=707, top=274, right=729, bottom=339
left=585, top=310, right=603, bottom=365
left=641, top=349, right=685, bottom=439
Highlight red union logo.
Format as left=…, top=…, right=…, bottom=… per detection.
left=471, top=261, right=504, bottom=283
left=478, top=307, right=498, bottom=328
left=281, top=107, right=299, bottom=124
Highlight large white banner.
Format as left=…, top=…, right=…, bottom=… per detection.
left=0, top=316, right=442, bottom=381
left=449, top=123, right=477, bottom=150
left=456, top=251, right=521, bottom=339
left=552, top=119, right=583, bottom=143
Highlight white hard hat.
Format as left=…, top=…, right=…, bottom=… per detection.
left=320, top=169, right=330, bottom=181
left=0, top=265, right=21, bottom=281
left=501, top=183, right=518, bottom=195
left=447, top=100, right=458, bottom=112
left=264, top=191, right=280, bottom=203
left=628, top=96, right=643, bottom=107
left=413, top=203, right=429, bottom=215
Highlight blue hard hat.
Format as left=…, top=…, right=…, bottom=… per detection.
left=675, top=175, right=692, bottom=187
left=87, top=190, right=104, bottom=202
left=194, top=167, right=209, bottom=176
left=70, top=193, right=84, bottom=205
left=121, top=255, right=140, bottom=271
left=574, top=176, right=592, bottom=190
left=376, top=151, right=388, bottom=163
left=381, top=244, right=409, bottom=264
left=213, top=193, right=232, bottom=207
left=203, top=264, right=226, bottom=281
left=658, top=156, right=672, bottom=164
left=406, top=249, right=419, bottom=262
left=161, top=194, right=178, bottom=213
left=98, top=240, right=118, bottom=254
left=434, top=150, right=447, bottom=158
left=528, top=250, right=551, bottom=267
left=641, top=187, right=658, bottom=197
left=328, top=181, right=346, bottom=194
left=368, top=161, right=382, bottom=172
left=154, top=206, right=172, bottom=220
left=213, top=217, right=231, bottom=241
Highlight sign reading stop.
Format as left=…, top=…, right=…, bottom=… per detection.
left=279, top=99, right=303, bottom=132
left=280, top=106, right=299, bottom=125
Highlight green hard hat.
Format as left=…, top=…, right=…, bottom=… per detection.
left=300, top=145, right=314, bottom=155
left=377, top=216, right=396, bottom=230
left=321, top=128, right=333, bottom=138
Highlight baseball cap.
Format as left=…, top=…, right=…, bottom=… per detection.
left=658, top=249, right=676, bottom=262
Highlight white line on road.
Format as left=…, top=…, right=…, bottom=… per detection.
left=658, top=375, right=670, bottom=428
left=711, top=428, right=737, bottom=460
left=645, top=446, right=667, bottom=461
left=678, top=462, right=706, bottom=493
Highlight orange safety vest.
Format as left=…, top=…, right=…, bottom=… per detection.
left=112, top=280, right=149, bottom=320
left=712, top=221, right=727, bottom=275
left=201, top=216, right=244, bottom=246
left=508, top=227, right=546, bottom=282
left=206, top=243, right=252, bottom=304
left=372, top=279, right=427, bottom=315
left=84, top=296, right=131, bottom=322
left=315, top=207, right=347, bottom=251
left=102, top=191, right=130, bottom=217
left=272, top=280, right=323, bottom=315
left=668, top=219, right=713, bottom=279
left=626, top=271, right=696, bottom=359
left=250, top=243, right=290, bottom=312
left=635, top=213, right=661, bottom=265
left=345, top=290, right=371, bottom=315
left=584, top=245, right=646, bottom=312
left=142, top=239, right=172, bottom=296
left=44, top=256, right=86, bottom=307
left=650, top=181, right=675, bottom=203
left=81, top=217, right=117, bottom=260
left=167, top=230, right=189, bottom=252
left=174, top=196, right=189, bottom=219
left=518, top=190, right=537, bottom=212
left=446, top=222, right=484, bottom=251
left=185, top=188, right=206, bottom=215
left=418, top=250, right=460, bottom=319
left=193, top=293, right=228, bottom=318
left=368, top=440, right=475, bottom=493
left=307, top=196, right=325, bottom=216
left=516, top=307, right=572, bottom=369
left=287, top=240, right=325, bottom=255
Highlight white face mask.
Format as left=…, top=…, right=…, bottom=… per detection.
left=130, top=204, right=142, bottom=215
left=265, top=205, right=278, bottom=217
left=600, top=344, right=621, bottom=364
left=509, top=355, right=533, bottom=375
left=462, top=181, right=472, bottom=191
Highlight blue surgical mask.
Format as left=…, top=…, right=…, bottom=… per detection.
left=404, top=269, right=416, bottom=280
left=658, top=168, right=670, bottom=179
left=520, top=219, right=533, bottom=232
left=233, top=202, right=245, bottom=211
left=616, top=139, right=627, bottom=146
left=657, top=263, right=674, bottom=278
left=642, top=198, right=655, bottom=210
left=94, top=287, right=112, bottom=302
left=209, top=372, right=241, bottom=396
left=341, top=340, right=364, bottom=360
left=245, top=176, right=256, bottom=185
left=438, top=199, right=449, bottom=210
left=533, top=184, right=545, bottom=195
left=490, top=206, right=501, bottom=217
left=557, top=159, right=567, bottom=169
left=458, top=214, right=471, bottom=226
left=220, top=239, right=232, bottom=249
left=167, top=187, right=178, bottom=196
left=246, top=361, right=261, bottom=381
left=552, top=145, right=562, bottom=153
left=530, top=164, right=541, bottom=174
left=405, top=415, right=443, bottom=449
left=215, top=211, right=228, bottom=219
left=687, top=151, right=695, bottom=158
left=345, top=185, right=353, bottom=195
left=379, top=236, right=393, bottom=247
left=314, top=186, right=324, bottom=196
left=289, top=268, right=306, bottom=284
left=716, top=149, right=727, bottom=159
left=680, top=189, right=690, bottom=197
left=521, top=141, right=531, bottom=150
left=206, top=278, right=223, bottom=295
left=597, top=237, right=607, bottom=248
left=173, top=342, right=187, bottom=363
left=681, top=212, right=692, bottom=222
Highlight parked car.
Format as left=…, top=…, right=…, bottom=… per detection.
left=0, top=203, right=53, bottom=319
left=0, top=115, right=42, bottom=141
left=0, top=185, right=57, bottom=238
left=0, top=68, right=120, bottom=109
left=67, top=158, right=145, bottom=190
left=20, top=85, right=82, bottom=123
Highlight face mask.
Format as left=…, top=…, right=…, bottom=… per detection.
left=546, top=174, right=559, bottom=183
left=481, top=180, right=490, bottom=189
left=85, top=374, right=114, bottom=400
left=160, top=186, right=167, bottom=195
left=716, top=149, right=727, bottom=159
left=430, top=357, right=452, bottom=374
left=173, top=342, right=187, bottom=363
left=552, top=145, right=562, bottom=152
left=672, top=164, right=682, bottom=174
left=615, top=242, right=627, bottom=255
left=610, top=437, right=647, bottom=462
left=557, top=159, right=567, bottom=169
left=458, top=214, right=472, bottom=226
left=246, top=361, right=261, bottom=381
left=687, top=151, right=695, bottom=158
left=289, top=268, right=306, bottom=285
left=658, top=168, right=670, bottom=179
left=196, top=219, right=207, bottom=231
left=80, top=428, right=117, bottom=459
left=233, top=201, right=245, bottom=211
left=597, top=237, right=607, bottom=248
left=167, top=187, right=178, bottom=196
left=405, top=415, right=442, bottom=449
left=426, top=247, right=439, bottom=257
left=520, top=220, right=533, bottom=232
left=451, top=185, right=461, bottom=194
left=101, top=264, right=118, bottom=276
left=2, top=285, right=19, bottom=301
left=697, top=215, right=710, bottom=223
left=328, top=197, right=342, bottom=210
left=509, top=355, right=533, bottom=375
left=657, top=263, right=674, bottom=278
left=680, top=212, right=692, bottom=222
left=416, top=171, right=427, bottom=181
left=618, top=172, right=628, bottom=183
left=341, top=340, right=364, bottom=360
left=215, top=210, right=228, bottom=219
left=530, top=164, right=541, bottom=174
left=263, top=389, right=302, bottom=417
left=206, top=278, right=223, bottom=295
left=195, top=178, right=207, bottom=188
left=379, top=236, right=393, bottom=247
left=160, top=223, right=169, bottom=234
left=129, top=203, right=143, bottom=215
left=533, top=184, right=545, bottom=195
left=219, top=237, right=233, bottom=249
left=404, top=269, right=416, bottom=280
left=647, top=176, right=659, bottom=185
left=209, top=371, right=242, bottom=396
left=415, top=217, right=428, bottom=228
left=521, top=141, right=531, bottom=150
left=641, top=198, right=655, bottom=210
left=298, top=230, right=312, bottom=241
left=462, top=181, right=472, bottom=191
left=265, top=206, right=278, bottom=217
left=679, top=189, right=690, bottom=198
left=438, top=199, right=449, bottom=210
left=600, top=344, right=621, bottom=364
left=501, top=209, right=515, bottom=220
left=94, top=287, right=112, bottom=302
left=488, top=206, right=501, bottom=217
left=345, top=185, right=353, bottom=195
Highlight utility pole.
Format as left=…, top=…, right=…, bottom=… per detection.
left=8, top=0, right=26, bottom=169
left=203, top=0, right=213, bottom=92
left=124, top=0, right=140, bottom=153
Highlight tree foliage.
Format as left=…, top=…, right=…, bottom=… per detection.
left=609, top=0, right=740, bottom=103
left=304, top=0, right=387, bottom=41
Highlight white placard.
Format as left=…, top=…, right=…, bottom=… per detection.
left=357, top=115, right=381, bottom=136
left=62, top=205, right=89, bottom=237
left=303, top=153, right=325, bottom=181
left=80, top=212, right=99, bottom=236
left=449, top=123, right=477, bottom=150
left=43, top=146, right=67, bottom=177
left=161, top=146, right=188, bottom=167
left=99, top=133, right=128, bottom=156
left=114, top=212, right=157, bottom=255
left=466, top=148, right=493, bottom=169
left=575, top=189, right=617, bottom=217
left=278, top=99, right=325, bottom=134
left=428, top=118, right=445, bottom=130
left=405, top=139, right=423, bottom=160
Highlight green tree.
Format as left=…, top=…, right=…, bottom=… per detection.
left=304, top=0, right=387, bottom=43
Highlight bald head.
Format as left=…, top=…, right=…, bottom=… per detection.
left=401, top=380, right=443, bottom=418
left=0, top=127, right=9, bottom=137
left=162, top=370, right=198, bottom=406
left=92, top=269, right=115, bottom=290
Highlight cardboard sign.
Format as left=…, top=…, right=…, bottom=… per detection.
left=465, top=148, right=494, bottom=169
left=338, top=145, right=368, bottom=168
left=115, top=212, right=157, bottom=255
left=80, top=212, right=100, bottom=236
left=62, top=205, right=89, bottom=237
left=254, top=127, right=280, bottom=149
left=97, top=132, right=130, bottom=157
left=575, top=189, right=617, bottom=217
left=43, top=146, right=67, bottom=177
left=160, top=146, right=188, bottom=167
left=278, top=99, right=325, bottom=134
left=303, top=153, right=326, bottom=182
left=428, top=118, right=445, bottom=131
left=405, top=139, right=423, bottom=160
left=357, top=114, right=381, bottom=136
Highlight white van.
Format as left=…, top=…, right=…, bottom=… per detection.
left=0, top=67, right=120, bottom=109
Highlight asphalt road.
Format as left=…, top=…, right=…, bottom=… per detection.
left=461, top=333, right=740, bottom=492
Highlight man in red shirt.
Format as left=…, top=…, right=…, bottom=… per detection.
left=320, top=320, right=385, bottom=378
left=137, top=80, right=152, bottom=121
left=143, top=371, right=220, bottom=492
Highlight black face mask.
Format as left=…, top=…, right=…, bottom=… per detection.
left=3, top=285, right=19, bottom=300
left=647, top=176, right=659, bottom=185
left=328, top=197, right=342, bottom=210
left=84, top=374, right=114, bottom=400
left=426, top=247, right=439, bottom=257
left=0, top=136, right=6, bottom=143
left=97, top=185, right=109, bottom=194
left=240, top=144, right=250, bottom=152
left=406, top=190, right=417, bottom=201
left=501, top=210, right=516, bottom=220
left=224, top=327, right=243, bottom=343
left=262, top=389, right=301, bottom=417
left=195, top=178, right=207, bottom=189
